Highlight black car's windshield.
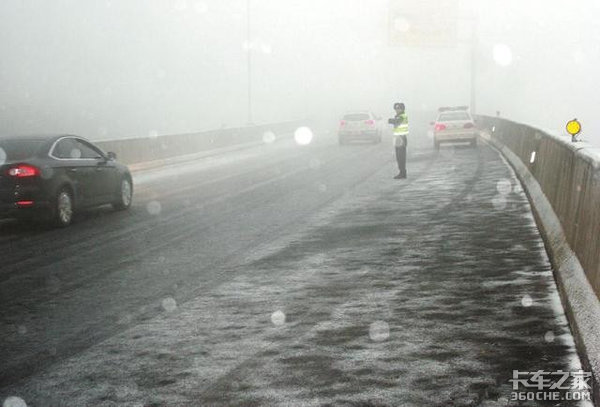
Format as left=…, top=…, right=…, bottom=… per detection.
left=0, top=139, right=45, bottom=161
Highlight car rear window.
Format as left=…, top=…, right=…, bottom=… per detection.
left=438, top=112, right=471, bottom=121
left=343, top=113, right=370, bottom=121
left=0, top=139, right=45, bottom=161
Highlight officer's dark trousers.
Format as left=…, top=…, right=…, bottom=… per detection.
left=395, top=136, right=407, bottom=177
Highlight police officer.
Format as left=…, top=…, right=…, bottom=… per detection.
left=389, top=102, right=409, bottom=179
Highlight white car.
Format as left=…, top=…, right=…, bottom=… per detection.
left=338, top=111, right=383, bottom=144
left=432, top=106, right=478, bottom=149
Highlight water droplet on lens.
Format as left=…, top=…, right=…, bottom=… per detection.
left=262, top=131, right=276, bottom=144
left=544, top=331, right=555, bottom=342
left=271, top=310, right=286, bottom=326
left=3, top=396, right=28, bottom=407
left=294, top=127, right=313, bottom=146
left=369, top=321, right=390, bottom=342
left=496, top=179, right=512, bottom=195
left=146, top=201, right=162, bottom=215
left=493, top=43, right=513, bottom=66
left=521, top=294, right=533, bottom=307
left=161, top=297, right=177, bottom=312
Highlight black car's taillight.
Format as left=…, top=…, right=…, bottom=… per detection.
left=7, top=164, right=40, bottom=178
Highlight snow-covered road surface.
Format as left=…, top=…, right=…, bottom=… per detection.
left=0, top=133, right=592, bottom=406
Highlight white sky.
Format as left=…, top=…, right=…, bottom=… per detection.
left=0, top=0, right=598, bottom=145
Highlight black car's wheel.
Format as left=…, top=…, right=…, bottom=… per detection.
left=53, top=187, right=74, bottom=227
left=113, top=177, right=133, bottom=210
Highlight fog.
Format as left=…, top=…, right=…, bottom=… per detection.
left=0, top=0, right=598, bottom=145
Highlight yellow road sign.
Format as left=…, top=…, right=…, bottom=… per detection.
left=566, top=119, right=581, bottom=136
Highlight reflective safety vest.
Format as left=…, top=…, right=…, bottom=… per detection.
left=393, top=113, right=409, bottom=136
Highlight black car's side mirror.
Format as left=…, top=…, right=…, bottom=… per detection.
left=107, top=151, right=117, bottom=160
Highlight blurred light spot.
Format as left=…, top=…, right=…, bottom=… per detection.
left=161, top=297, right=177, bottom=312
left=576, top=184, right=582, bottom=193
left=2, top=397, right=27, bottom=407
left=521, top=294, right=533, bottom=307
left=70, top=149, right=82, bottom=159
left=148, top=130, right=159, bottom=139
left=492, top=126, right=496, bottom=133
left=17, top=325, right=27, bottom=335
left=0, top=148, right=7, bottom=165
left=496, top=179, right=512, bottom=195
left=40, top=167, right=54, bottom=180
left=544, top=331, right=555, bottom=343
left=193, top=1, right=208, bottom=13
left=294, top=127, right=313, bottom=146
left=369, top=321, right=389, bottom=342
left=262, top=131, right=277, bottom=144
left=513, top=183, right=523, bottom=194
left=393, top=17, right=411, bottom=33
left=493, top=43, right=513, bottom=66
left=492, top=195, right=507, bottom=210
left=530, top=151, right=536, bottom=163
left=271, top=310, right=286, bottom=326
left=309, top=158, right=321, bottom=169
left=146, top=201, right=162, bottom=215
left=260, top=43, right=272, bottom=54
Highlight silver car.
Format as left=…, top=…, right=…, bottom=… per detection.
left=432, top=106, right=479, bottom=149
left=338, top=111, right=383, bottom=145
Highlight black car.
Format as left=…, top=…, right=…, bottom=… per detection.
left=0, top=135, right=133, bottom=227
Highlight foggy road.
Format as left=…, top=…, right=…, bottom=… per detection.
left=0, top=132, right=589, bottom=406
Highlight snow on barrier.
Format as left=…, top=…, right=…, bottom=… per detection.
left=478, top=115, right=600, bottom=405
left=95, top=121, right=303, bottom=165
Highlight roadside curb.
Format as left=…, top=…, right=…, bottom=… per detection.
left=481, top=131, right=600, bottom=405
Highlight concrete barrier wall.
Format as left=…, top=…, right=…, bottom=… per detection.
left=479, top=116, right=600, bottom=301
left=94, top=121, right=302, bottom=165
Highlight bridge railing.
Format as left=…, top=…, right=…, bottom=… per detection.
left=478, top=116, right=600, bottom=301
left=478, top=115, right=600, bottom=404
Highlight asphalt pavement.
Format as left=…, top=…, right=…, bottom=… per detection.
left=0, top=129, right=592, bottom=406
